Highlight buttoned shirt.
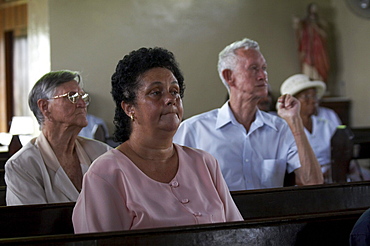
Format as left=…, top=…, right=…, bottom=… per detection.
left=72, top=144, right=243, bottom=233
left=304, top=115, right=336, bottom=173
left=173, top=102, right=301, bottom=191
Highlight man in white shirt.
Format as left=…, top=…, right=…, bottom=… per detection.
left=316, top=106, right=342, bottom=127
left=174, top=38, right=323, bottom=191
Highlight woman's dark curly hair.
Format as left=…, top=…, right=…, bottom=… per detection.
left=111, top=47, right=185, bottom=143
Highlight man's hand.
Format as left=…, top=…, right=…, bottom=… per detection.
left=277, top=94, right=300, bottom=122
left=277, top=94, right=324, bottom=185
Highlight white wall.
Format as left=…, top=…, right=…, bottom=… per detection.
left=28, top=0, right=370, bottom=135
left=333, top=0, right=370, bottom=127
left=28, top=0, right=50, bottom=135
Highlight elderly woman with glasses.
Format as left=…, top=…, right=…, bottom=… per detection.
left=5, top=70, right=112, bottom=206
left=280, top=74, right=337, bottom=183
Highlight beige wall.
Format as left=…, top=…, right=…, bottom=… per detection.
left=333, top=0, right=370, bottom=127
left=29, top=0, right=370, bottom=135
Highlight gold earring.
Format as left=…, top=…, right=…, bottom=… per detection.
left=130, top=113, right=134, bottom=122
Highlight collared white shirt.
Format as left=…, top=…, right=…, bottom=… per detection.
left=317, top=106, right=342, bottom=126
left=174, top=102, right=300, bottom=191
left=304, top=115, right=336, bottom=172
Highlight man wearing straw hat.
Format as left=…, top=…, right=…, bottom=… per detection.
left=280, top=74, right=337, bottom=183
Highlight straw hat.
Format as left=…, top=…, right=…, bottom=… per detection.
left=280, top=74, right=326, bottom=99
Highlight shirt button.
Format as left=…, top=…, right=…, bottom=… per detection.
left=170, top=181, right=179, bottom=188
left=194, top=212, right=202, bottom=217
left=181, top=199, right=189, bottom=204
left=245, top=159, right=249, bottom=162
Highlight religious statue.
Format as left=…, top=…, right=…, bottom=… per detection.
left=293, top=3, right=330, bottom=84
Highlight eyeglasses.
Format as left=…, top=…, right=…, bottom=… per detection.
left=296, top=94, right=318, bottom=101
left=50, top=91, right=90, bottom=106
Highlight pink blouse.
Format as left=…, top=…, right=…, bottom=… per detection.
left=72, top=144, right=243, bottom=233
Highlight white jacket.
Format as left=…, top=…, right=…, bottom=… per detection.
left=5, top=133, right=112, bottom=206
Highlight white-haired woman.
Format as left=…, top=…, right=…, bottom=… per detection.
left=5, top=70, right=112, bottom=205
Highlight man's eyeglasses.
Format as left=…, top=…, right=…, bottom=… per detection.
left=50, top=91, right=90, bottom=106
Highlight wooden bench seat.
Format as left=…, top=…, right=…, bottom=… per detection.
left=0, top=209, right=363, bottom=245
left=232, top=181, right=370, bottom=219
left=0, top=170, right=4, bottom=187
left=0, top=202, right=74, bottom=238
left=0, top=181, right=370, bottom=240
left=0, top=186, right=5, bottom=207
left=351, top=127, right=370, bottom=159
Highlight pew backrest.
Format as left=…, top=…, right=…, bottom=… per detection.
left=331, top=126, right=354, bottom=182
left=0, top=202, right=75, bottom=238
left=0, top=186, right=5, bottom=206
left=0, top=209, right=364, bottom=246
left=231, top=181, right=370, bottom=219
left=1, top=182, right=370, bottom=239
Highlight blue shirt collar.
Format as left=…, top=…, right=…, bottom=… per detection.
left=253, top=109, right=278, bottom=132
left=216, top=101, right=278, bottom=132
left=215, top=101, right=234, bottom=129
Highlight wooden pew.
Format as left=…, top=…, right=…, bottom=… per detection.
left=0, top=134, right=23, bottom=194
left=232, top=181, right=370, bottom=220
left=0, top=202, right=74, bottom=238
left=0, top=149, right=9, bottom=170
left=0, top=209, right=364, bottom=245
left=0, top=186, right=5, bottom=207
left=331, top=126, right=354, bottom=183
left=351, top=127, right=370, bottom=159
left=0, top=170, right=4, bottom=186
left=1, top=181, right=370, bottom=240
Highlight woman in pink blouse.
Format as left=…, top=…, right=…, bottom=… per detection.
left=72, top=47, right=243, bottom=233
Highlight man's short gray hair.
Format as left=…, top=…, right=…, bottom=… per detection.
left=217, top=38, right=260, bottom=94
